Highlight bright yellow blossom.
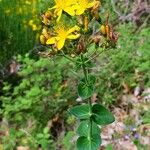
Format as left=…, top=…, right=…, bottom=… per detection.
left=46, top=25, right=80, bottom=50
left=75, top=0, right=99, bottom=15
left=50, top=0, right=77, bottom=22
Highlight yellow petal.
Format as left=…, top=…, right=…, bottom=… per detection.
left=57, top=39, right=65, bottom=50
left=49, top=5, right=57, bottom=10
left=66, top=0, right=76, bottom=5
left=67, top=34, right=80, bottom=39
left=56, top=10, right=62, bottom=22
left=46, top=37, right=57, bottom=45
left=64, top=6, right=75, bottom=16
left=54, top=0, right=61, bottom=4
left=75, top=7, right=85, bottom=15
left=87, top=2, right=95, bottom=8
left=67, top=26, right=80, bottom=34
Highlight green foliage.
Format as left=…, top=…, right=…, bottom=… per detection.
left=77, top=121, right=100, bottom=137
left=35, top=127, right=53, bottom=149
left=92, top=104, right=115, bottom=125
left=143, top=109, right=150, bottom=124
left=77, top=134, right=101, bottom=150
left=97, top=24, right=150, bottom=105
left=69, top=104, right=91, bottom=119
left=2, top=127, right=54, bottom=150
left=0, top=0, right=48, bottom=64
left=78, top=75, right=96, bottom=100
left=105, top=144, right=113, bottom=150
left=62, top=131, right=75, bottom=150
left=70, top=55, right=115, bottom=149
left=1, top=0, right=149, bottom=149
left=0, top=54, right=75, bottom=149
left=1, top=23, right=149, bottom=150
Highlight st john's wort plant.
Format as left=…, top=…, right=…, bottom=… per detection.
left=40, top=0, right=118, bottom=149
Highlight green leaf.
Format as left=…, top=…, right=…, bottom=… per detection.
left=69, top=104, right=91, bottom=119
left=78, top=75, right=96, bottom=100
left=92, top=104, right=115, bottom=125
left=78, top=83, right=93, bottom=100
left=39, top=139, right=49, bottom=149
left=43, top=127, right=49, bottom=134
left=77, top=134, right=101, bottom=150
left=76, top=57, right=93, bottom=70
left=37, top=133, right=44, bottom=138
left=77, top=120, right=100, bottom=137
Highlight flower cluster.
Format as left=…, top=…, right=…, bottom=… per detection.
left=40, top=0, right=118, bottom=54
left=46, top=25, right=80, bottom=50
left=40, top=0, right=101, bottom=51
left=51, top=0, right=100, bottom=21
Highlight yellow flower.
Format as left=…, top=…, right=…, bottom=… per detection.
left=46, top=25, right=80, bottom=50
left=50, top=0, right=77, bottom=22
left=75, top=0, right=99, bottom=15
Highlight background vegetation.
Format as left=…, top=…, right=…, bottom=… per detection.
left=0, top=0, right=150, bottom=149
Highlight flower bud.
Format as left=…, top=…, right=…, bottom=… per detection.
left=84, top=17, right=88, bottom=32
left=45, top=11, right=52, bottom=19
left=100, top=25, right=106, bottom=35
left=40, top=35, right=46, bottom=45
left=105, top=25, right=110, bottom=39
left=42, top=28, right=50, bottom=39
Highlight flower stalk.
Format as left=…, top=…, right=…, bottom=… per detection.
left=80, top=53, right=93, bottom=140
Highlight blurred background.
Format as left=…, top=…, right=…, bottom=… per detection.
left=0, top=0, right=150, bottom=149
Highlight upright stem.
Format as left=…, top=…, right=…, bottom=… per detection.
left=80, top=54, right=88, bottom=84
left=80, top=53, right=92, bottom=139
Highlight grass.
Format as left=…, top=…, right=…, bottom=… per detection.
left=0, top=0, right=44, bottom=65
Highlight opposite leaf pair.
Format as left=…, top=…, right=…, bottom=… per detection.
left=69, top=104, right=115, bottom=150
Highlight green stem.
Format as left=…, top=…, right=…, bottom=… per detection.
left=80, top=54, right=88, bottom=84
left=85, top=47, right=108, bottom=64
left=88, top=98, right=92, bottom=139
left=80, top=53, right=92, bottom=139
left=61, top=51, right=76, bottom=63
